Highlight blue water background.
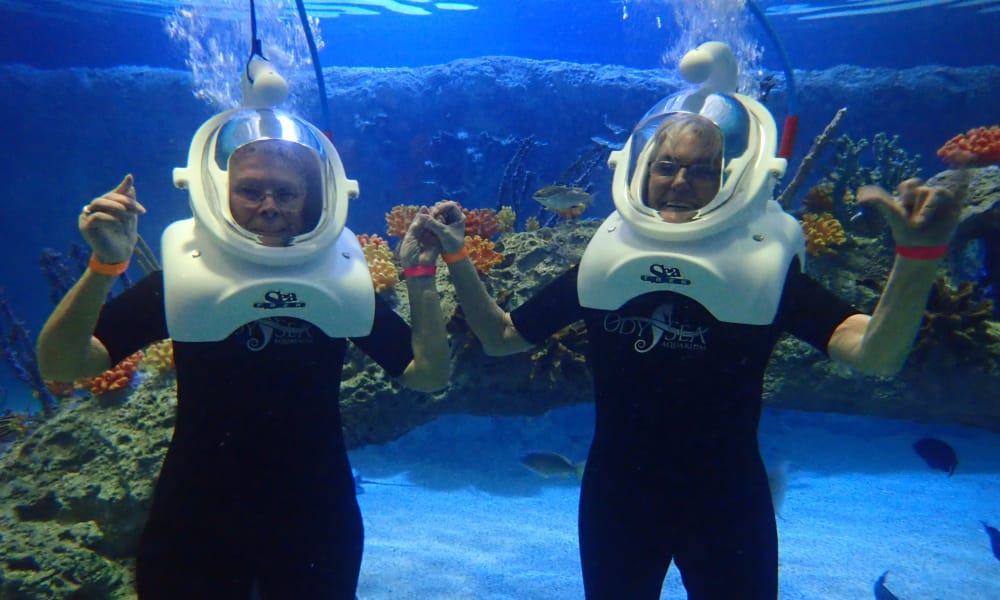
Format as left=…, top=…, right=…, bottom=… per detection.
left=2, top=2, right=999, bottom=71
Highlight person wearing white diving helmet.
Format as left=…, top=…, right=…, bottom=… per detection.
left=37, top=54, right=450, bottom=600
left=416, top=41, right=959, bottom=599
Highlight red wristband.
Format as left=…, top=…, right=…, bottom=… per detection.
left=895, top=245, right=948, bottom=261
left=89, top=254, right=130, bottom=276
left=402, top=265, right=437, bottom=279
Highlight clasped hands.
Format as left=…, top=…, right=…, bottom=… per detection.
left=398, top=201, right=467, bottom=268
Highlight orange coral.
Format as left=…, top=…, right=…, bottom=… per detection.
left=78, top=350, right=144, bottom=395
left=359, top=233, right=400, bottom=293
left=386, top=205, right=419, bottom=238
left=463, top=208, right=501, bottom=239
left=465, top=235, right=505, bottom=274
left=937, top=126, right=1000, bottom=167
left=801, top=212, right=847, bottom=256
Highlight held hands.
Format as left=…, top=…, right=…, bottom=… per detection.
left=857, top=178, right=960, bottom=248
left=419, top=201, right=467, bottom=255
left=399, top=206, right=442, bottom=268
left=79, top=174, right=146, bottom=264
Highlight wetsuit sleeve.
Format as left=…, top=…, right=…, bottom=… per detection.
left=349, top=294, right=414, bottom=378
left=509, top=266, right=585, bottom=345
left=775, top=264, right=861, bottom=355
left=93, top=271, right=170, bottom=365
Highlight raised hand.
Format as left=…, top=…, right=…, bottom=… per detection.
left=857, top=178, right=959, bottom=248
left=399, top=206, right=441, bottom=268
left=79, top=174, right=146, bottom=263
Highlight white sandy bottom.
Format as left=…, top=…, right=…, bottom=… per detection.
left=350, top=406, right=1000, bottom=599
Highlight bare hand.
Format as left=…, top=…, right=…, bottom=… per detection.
left=857, top=178, right=959, bottom=247
left=399, top=207, right=441, bottom=268
left=424, top=201, right=468, bottom=254
left=80, top=174, right=146, bottom=263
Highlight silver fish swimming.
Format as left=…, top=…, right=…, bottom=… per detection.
left=519, top=451, right=586, bottom=479
left=532, top=185, right=591, bottom=213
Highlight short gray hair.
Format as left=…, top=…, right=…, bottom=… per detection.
left=649, top=113, right=724, bottom=164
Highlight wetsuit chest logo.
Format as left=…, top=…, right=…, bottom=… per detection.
left=602, top=303, right=709, bottom=353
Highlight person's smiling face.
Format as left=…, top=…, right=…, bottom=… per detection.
left=228, top=141, right=312, bottom=247
left=644, top=116, right=723, bottom=224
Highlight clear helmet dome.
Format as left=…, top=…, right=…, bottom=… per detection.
left=613, top=92, right=777, bottom=242
left=175, top=108, right=356, bottom=265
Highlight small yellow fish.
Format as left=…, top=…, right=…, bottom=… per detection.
left=519, top=451, right=586, bottom=480
left=532, top=185, right=591, bottom=215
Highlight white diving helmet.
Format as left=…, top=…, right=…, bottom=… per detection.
left=173, top=105, right=358, bottom=266
left=608, top=41, right=787, bottom=243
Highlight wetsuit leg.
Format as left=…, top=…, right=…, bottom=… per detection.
left=578, top=462, right=675, bottom=600
left=254, top=473, right=364, bottom=599
left=672, top=465, right=778, bottom=600
left=136, top=479, right=254, bottom=599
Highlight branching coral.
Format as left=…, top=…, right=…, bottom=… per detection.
left=802, top=182, right=837, bottom=213
left=358, top=233, right=400, bottom=293
left=385, top=205, right=419, bottom=239
left=465, top=235, right=505, bottom=274
left=912, top=276, right=998, bottom=367
left=464, top=208, right=502, bottom=239
left=529, top=321, right=589, bottom=384
left=937, top=125, right=1000, bottom=167
left=497, top=206, right=516, bottom=233
left=801, top=212, right=847, bottom=256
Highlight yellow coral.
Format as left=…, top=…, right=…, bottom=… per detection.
left=801, top=212, right=847, bottom=256
left=497, top=205, right=516, bottom=233
left=465, top=235, right=504, bottom=274
left=358, top=233, right=400, bottom=293
left=525, top=216, right=540, bottom=232
left=140, top=339, right=175, bottom=376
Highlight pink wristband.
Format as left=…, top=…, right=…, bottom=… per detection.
left=403, top=265, right=437, bottom=279
left=896, top=244, right=948, bottom=260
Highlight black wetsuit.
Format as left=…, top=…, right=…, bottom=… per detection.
left=510, top=262, right=858, bottom=600
left=94, top=272, right=413, bottom=600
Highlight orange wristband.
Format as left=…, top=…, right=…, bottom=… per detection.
left=441, top=246, right=469, bottom=264
left=89, top=254, right=130, bottom=276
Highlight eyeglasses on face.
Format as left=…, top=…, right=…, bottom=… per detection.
left=650, top=160, right=721, bottom=182
left=234, top=186, right=305, bottom=205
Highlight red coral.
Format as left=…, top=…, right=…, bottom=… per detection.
left=937, top=126, right=1000, bottom=167
left=463, top=208, right=501, bottom=239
